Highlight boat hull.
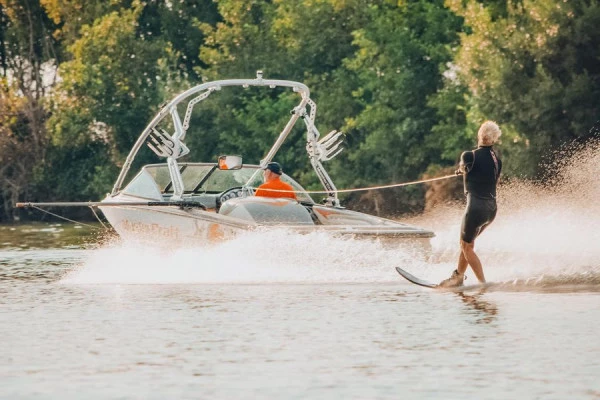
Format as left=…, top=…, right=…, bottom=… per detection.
left=99, top=204, right=247, bottom=245
left=99, top=196, right=434, bottom=251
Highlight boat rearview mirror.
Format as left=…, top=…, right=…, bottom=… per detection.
left=218, top=155, right=243, bottom=170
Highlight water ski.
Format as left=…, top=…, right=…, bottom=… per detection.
left=395, top=267, right=495, bottom=291
left=395, top=267, right=438, bottom=288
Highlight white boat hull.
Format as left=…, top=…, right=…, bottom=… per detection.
left=100, top=195, right=433, bottom=248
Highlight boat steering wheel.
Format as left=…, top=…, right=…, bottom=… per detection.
left=216, top=186, right=250, bottom=210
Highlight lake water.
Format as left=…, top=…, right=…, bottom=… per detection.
left=1, top=216, right=599, bottom=400
left=3, top=144, right=600, bottom=399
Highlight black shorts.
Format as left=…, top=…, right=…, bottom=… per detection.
left=461, top=195, right=497, bottom=243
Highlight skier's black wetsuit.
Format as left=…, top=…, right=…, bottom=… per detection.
left=460, top=146, right=502, bottom=243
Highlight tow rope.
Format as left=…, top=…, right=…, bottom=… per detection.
left=250, top=173, right=458, bottom=194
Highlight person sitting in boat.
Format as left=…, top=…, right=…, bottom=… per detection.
left=255, top=162, right=297, bottom=200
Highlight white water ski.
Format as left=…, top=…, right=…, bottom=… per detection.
left=395, top=267, right=438, bottom=288
left=395, top=267, right=494, bottom=291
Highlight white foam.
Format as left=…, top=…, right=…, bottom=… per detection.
left=62, top=229, right=425, bottom=284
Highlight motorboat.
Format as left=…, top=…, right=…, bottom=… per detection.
left=21, top=72, right=434, bottom=245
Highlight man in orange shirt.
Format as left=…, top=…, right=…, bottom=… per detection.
left=254, top=162, right=297, bottom=200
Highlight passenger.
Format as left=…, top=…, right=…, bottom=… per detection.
left=439, top=121, right=503, bottom=287
left=254, top=162, right=297, bottom=200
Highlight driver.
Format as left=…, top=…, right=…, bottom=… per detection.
left=254, top=162, right=297, bottom=200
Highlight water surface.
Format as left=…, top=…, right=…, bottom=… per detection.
left=1, top=223, right=599, bottom=399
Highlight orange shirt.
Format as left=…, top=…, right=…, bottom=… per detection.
left=255, top=178, right=297, bottom=200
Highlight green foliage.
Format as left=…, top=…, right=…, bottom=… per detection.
left=0, top=0, right=58, bottom=220
left=57, top=6, right=172, bottom=154
left=448, top=0, right=600, bottom=177
left=427, top=82, right=472, bottom=163
left=198, top=0, right=284, bottom=79
left=32, top=141, right=118, bottom=202
left=40, top=0, right=119, bottom=49
left=137, top=0, right=220, bottom=79
left=339, top=1, right=463, bottom=185
left=2, top=0, right=600, bottom=221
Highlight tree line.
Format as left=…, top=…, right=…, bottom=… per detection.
left=1, top=0, right=598, bottom=221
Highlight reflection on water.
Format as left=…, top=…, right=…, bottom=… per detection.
left=456, top=290, right=498, bottom=324
left=0, top=248, right=85, bottom=283
left=0, top=222, right=113, bottom=250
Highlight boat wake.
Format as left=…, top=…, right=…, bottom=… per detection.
left=61, top=229, right=429, bottom=284
left=62, top=141, right=600, bottom=290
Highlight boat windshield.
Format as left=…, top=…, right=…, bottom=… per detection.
left=129, top=164, right=314, bottom=203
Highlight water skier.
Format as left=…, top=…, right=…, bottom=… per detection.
left=439, top=121, right=502, bottom=288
